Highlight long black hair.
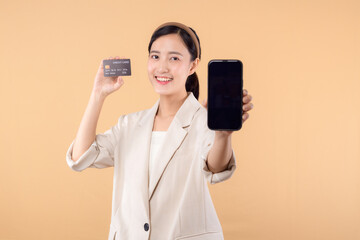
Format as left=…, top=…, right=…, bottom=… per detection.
left=148, top=25, right=201, bottom=100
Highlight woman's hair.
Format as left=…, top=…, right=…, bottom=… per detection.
left=148, top=25, right=201, bottom=100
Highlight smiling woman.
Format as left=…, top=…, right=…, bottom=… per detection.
left=147, top=22, right=201, bottom=100
left=66, top=21, right=253, bottom=240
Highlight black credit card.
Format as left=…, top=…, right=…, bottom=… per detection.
left=103, top=59, right=131, bottom=77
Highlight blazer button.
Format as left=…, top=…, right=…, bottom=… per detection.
left=144, top=223, right=149, bottom=231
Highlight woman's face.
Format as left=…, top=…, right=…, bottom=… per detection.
left=148, top=33, right=198, bottom=97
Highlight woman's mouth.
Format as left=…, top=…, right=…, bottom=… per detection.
left=155, top=76, right=173, bottom=85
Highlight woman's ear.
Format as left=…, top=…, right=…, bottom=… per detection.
left=188, top=58, right=200, bottom=76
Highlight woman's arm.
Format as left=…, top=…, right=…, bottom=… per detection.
left=71, top=92, right=105, bottom=162
left=206, top=132, right=233, bottom=173
left=71, top=56, right=125, bottom=162
left=204, top=89, right=253, bottom=173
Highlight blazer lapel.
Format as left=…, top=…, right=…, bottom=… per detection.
left=147, top=92, right=201, bottom=200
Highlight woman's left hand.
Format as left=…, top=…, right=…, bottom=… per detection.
left=202, top=89, right=254, bottom=137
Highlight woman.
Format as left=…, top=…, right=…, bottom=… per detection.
left=66, top=22, right=253, bottom=240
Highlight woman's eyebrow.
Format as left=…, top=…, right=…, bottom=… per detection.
left=168, top=51, right=183, bottom=56
left=150, top=50, right=183, bottom=56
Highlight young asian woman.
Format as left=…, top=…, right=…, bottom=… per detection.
left=66, top=22, right=253, bottom=240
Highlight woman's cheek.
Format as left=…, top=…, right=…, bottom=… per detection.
left=147, top=61, right=153, bottom=71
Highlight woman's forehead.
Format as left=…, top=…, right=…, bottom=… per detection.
left=150, top=34, right=189, bottom=55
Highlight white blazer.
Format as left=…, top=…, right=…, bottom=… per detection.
left=66, top=92, right=237, bottom=240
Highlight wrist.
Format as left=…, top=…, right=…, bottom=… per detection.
left=215, top=131, right=232, bottom=140
left=90, top=90, right=106, bottom=103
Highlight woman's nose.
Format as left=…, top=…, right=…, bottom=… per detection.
left=158, top=59, right=169, bottom=73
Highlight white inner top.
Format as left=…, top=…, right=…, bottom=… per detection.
left=149, top=131, right=167, bottom=188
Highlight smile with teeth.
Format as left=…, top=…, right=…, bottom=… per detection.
left=156, top=76, right=173, bottom=82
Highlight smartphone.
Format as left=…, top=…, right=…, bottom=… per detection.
left=207, top=59, right=243, bottom=131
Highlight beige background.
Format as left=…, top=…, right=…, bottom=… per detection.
left=1, top=0, right=359, bottom=239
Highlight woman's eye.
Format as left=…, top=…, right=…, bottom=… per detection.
left=151, top=55, right=158, bottom=59
left=171, top=57, right=179, bottom=61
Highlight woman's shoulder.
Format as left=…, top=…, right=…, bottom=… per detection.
left=114, top=104, right=157, bottom=129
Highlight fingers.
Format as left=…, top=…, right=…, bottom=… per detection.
left=243, top=94, right=252, bottom=104
left=102, top=56, right=126, bottom=66
left=242, top=89, right=253, bottom=113
left=242, top=89, right=253, bottom=124
left=106, top=56, right=126, bottom=60
left=243, top=89, right=248, bottom=96
left=243, top=102, right=254, bottom=111
left=242, top=112, right=249, bottom=122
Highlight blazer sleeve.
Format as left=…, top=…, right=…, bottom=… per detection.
left=65, top=115, right=124, bottom=172
left=200, top=130, right=237, bottom=184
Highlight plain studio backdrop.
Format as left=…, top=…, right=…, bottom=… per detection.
left=0, top=0, right=359, bottom=239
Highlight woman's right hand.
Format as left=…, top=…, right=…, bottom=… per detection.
left=92, top=56, right=126, bottom=99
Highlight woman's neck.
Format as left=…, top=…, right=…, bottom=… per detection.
left=157, top=91, right=188, bottom=117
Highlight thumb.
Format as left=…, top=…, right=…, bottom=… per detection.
left=114, top=77, right=124, bottom=90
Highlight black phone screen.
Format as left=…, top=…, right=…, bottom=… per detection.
left=207, top=59, right=243, bottom=131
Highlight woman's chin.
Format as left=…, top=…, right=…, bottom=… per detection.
left=151, top=83, right=170, bottom=93
left=154, top=88, right=173, bottom=96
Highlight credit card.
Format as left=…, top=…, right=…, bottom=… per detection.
left=103, top=59, right=131, bottom=77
